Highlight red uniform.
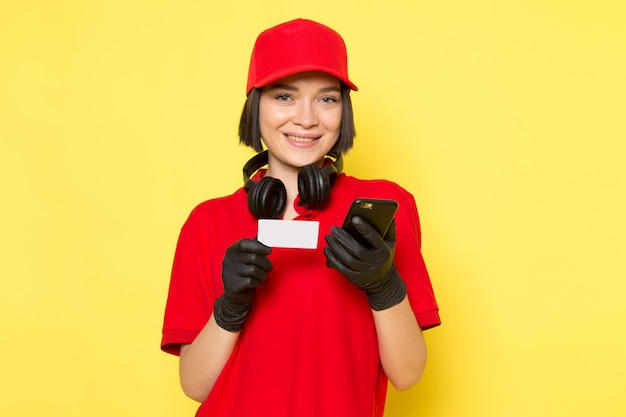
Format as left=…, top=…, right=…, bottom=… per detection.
left=162, top=173, right=440, bottom=417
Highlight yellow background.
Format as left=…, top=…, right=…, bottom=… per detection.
left=1, top=1, right=625, bottom=416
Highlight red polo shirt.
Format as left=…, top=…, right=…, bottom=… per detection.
left=162, top=173, right=440, bottom=417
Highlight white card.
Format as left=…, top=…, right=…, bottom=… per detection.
left=257, top=219, right=320, bottom=249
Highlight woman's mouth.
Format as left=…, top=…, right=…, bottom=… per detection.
left=286, top=134, right=319, bottom=143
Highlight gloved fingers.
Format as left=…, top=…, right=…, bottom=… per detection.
left=323, top=247, right=362, bottom=281
left=225, top=238, right=273, bottom=273
left=351, top=216, right=388, bottom=250
left=328, top=225, right=370, bottom=259
left=226, top=273, right=266, bottom=293
left=329, top=224, right=392, bottom=267
left=222, top=252, right=272, bottom=292
left=235, top=238, right=272, bottom=256
left=231, top=249, right=273, bottom=273
left=324, top=233, right=368, bottom=275
left=234, top=260, right=272, bottom=281
left=222, top=238, right=273, bottom=294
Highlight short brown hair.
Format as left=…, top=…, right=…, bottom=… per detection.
left=238, top=84, right=355, bottom=154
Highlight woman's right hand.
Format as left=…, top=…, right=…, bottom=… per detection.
left=213, top=238, right=273, bottom=332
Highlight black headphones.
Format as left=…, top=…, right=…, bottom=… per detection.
left=243, top=150, right=343, bottom=219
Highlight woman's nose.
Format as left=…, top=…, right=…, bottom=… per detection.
left=293, top=101, right=318, bottom=128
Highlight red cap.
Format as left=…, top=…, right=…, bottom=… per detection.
left=246, top=18, right=358, bottom=95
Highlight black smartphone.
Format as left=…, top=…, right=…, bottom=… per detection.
left=341, top=198, right=398, bottom=247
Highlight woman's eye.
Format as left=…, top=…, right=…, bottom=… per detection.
left=320, top=96, right=339, bottom=104
left=275, top=93, right=292, bottom=101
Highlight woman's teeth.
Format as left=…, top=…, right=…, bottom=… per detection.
left=287, top=134, right=317, bottom=143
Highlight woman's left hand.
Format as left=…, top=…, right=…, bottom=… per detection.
left=324, top=217, right=406, bottom=310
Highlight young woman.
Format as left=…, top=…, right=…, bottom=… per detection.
left=161, top=18, right=440, bottom=417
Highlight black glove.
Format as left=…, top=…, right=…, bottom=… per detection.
left=324, top=217, right=407, bottom=310
left=213, top=238, right=273, bottom=332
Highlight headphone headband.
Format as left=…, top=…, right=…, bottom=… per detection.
left=242, top=151, right=270, bottom=192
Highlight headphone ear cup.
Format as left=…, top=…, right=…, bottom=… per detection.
left=298, top=164, right=331, bottom=210
left=247, top=177, right=287, bottom=219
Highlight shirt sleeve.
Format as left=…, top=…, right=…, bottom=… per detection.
left=161, top=207, right=216, bottom=355
left=394, top=190, right=441, bottom=330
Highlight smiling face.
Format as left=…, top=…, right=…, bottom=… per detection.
left=259, top=71, right=343, bottom=178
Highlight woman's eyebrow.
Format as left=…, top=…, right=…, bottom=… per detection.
left=318, top=86, right=341, bottom=93
left=266, top=83, right=298, bottom=91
